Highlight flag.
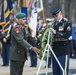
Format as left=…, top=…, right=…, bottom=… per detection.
left=18, top=0, right=26, bottom=7
left=37, top=0, right=45, bottom=23
left=0, top=1, right=5, bottom=26
left=3, top=0, right=13, bottom=37
left=18, top=0, right=28, bottom=24
left=29, top=0, right=38, bottom=37
left=28, top=0, right=34, bottom=8
left=37, top=0, right=43, bottom=13
left=4, top=0, right=13, bottom=27
left=21, top=7, right=28, bottom=24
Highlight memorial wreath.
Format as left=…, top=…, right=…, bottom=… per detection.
left=37, top=24, right=54, bottom=59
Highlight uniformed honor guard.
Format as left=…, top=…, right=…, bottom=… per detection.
left=50, top=6, right=72, bottom=75
left=9, top=13, right=40, bottom=75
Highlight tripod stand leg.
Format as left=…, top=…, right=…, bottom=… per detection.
left=48, top=45, right=64, bottom=75
left=45, top=46, right=49, bottom=75
left=36, top=45, right=48, bottom=75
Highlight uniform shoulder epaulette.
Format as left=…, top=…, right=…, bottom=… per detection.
left=63, top=18, right=68, bottom=22
left=65, top=20, right=71, bottom=26
left=14, top=25, right=22, bottom=33
left=16, top=25, right=19, bottom=27
left=13, top=25, right=19, bottom=29
left=15, top=25, right=22, bottom=28
left=67, top=21, right=71, bottom=24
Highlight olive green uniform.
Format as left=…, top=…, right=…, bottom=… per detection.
left=9, top=24, right=32, bottom=75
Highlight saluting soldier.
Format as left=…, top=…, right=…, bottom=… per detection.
left=9, top=13, right=40, bottom=75
left=50, top=6, right=72, bottom=75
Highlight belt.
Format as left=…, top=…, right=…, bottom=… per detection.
left=55, top=38, right=68, bottom=41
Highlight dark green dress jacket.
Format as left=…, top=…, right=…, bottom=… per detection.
left=9, top=24, right=32, bottom=61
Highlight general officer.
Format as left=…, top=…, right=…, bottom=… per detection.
left=50, top=6, right=72, bottom=75
left=9, top=13, right=40, bottom=75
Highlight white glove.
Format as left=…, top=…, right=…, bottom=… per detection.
left=3, top=38, right=7, bottom=43
left=50, top=28, right=56, bottom=34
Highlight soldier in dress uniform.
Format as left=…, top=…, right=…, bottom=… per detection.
left=9, top=13, right=40, bottom=75
left=50, top=6, right=72, bottom=75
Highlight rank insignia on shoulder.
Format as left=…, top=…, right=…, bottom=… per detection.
left=15, top=28, right=20, bottom=33
left=67, top=26, right=71, bottom=31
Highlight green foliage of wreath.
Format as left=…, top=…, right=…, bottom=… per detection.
left=37, top=25, right=54, bottom=59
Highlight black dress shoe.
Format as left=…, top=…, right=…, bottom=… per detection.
left=30, top=65, right=36, bottom=67
left=30, top=65, right=33, bottom=67
left=44, top=65, right=51, bottom=68
left=33, top=65, right=36, bottom=67
left=48, top=65, right=51, bottom=68
left=2, top=64, right=9, bottom=66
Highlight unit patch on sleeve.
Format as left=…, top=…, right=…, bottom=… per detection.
left=67, top=26, right=71, bottom=31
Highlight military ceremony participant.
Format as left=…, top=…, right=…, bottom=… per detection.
left=9, top=12, right=40, bottom=75
left=50, top=6, right=72, bottom=75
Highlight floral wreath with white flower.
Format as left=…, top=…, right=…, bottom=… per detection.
left=37, top=23, right=54, bottom=59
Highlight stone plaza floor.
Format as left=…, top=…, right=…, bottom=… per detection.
left=0, top=56, right=76, bottom=75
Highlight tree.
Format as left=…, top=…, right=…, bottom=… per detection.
left=43, top=0, right=76, bottom=22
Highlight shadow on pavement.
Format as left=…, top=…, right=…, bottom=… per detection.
left=39, top=72, right=52, bottom=75
left=69, top=69, right=76, bottom=74
left=38, top=69, right=76, bottom=75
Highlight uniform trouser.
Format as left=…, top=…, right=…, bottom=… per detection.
left=72, top=40, right=76, bottom=55
left=0, top=42, right=2, bottom=55
left=10, top=60, right=25, bottom=75
left=52, top=55, right=70, bottom=75
left=29, top=50, right=37, bottom=66
left=2, top=43, right=10, bottom=65
left=29, top=41, right=37, bottom=66
left=45, top=55, right=51, bottom=67
left=48, top=56, right=51, bottom=66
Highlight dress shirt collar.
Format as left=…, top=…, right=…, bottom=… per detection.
left=59, top=17, right=62, bottom=22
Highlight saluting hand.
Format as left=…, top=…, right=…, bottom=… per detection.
left=32, top=47, right=40, bottom=55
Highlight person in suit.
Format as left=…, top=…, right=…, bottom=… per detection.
left=50, top=6, right=72, bottom=75
left=9, top=13, right=40, bottom=75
